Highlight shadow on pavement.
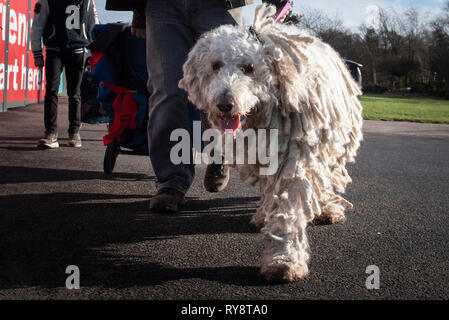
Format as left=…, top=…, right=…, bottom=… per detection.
left=0, top=136, right=43, bottom=142
left=0, top=192, right=263, bottom=289
left=0, top=136, right=101, bottom=143
left=0, top=166, right=154, bottom=184
left=0, top=136, right=103, bottom=151
left=0, top=146, right=42, bottom=152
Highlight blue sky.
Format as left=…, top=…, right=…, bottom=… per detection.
left=95, top=0, right=447, bottom=30
left=95, top=0, right=132, bottom=24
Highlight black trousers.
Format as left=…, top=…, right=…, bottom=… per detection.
left=44, top=49, right=84, bottom=135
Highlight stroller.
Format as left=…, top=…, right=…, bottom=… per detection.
left=85, top=24, right=200, bottom=174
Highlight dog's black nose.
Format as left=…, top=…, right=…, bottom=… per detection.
left=217, top=103, right=234, bottom=113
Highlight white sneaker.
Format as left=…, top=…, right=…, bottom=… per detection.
left=38, top=133, right=59, bottom=149
left=68, top=133, right=82, bottom=148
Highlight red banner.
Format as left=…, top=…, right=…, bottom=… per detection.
left=0, top=0, right=7, bottom=104
left=27, top=0, right=45, bottom=103
left=1, top=0, right=45, bottom=109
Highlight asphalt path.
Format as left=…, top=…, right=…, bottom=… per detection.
left=0, top=101, right=448, bottom=299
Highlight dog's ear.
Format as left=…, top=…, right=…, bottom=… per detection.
left=178, top=49, right=199, bottom=97
left=179, top=38, right=210, bottom=109
left=265, top=33, right=316, bottom=114
left=252, top=3, right=316, bottom=114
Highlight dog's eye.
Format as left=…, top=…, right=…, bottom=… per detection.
left=212, top=61, right=224, bottom=72
left=241, top=64, right=254, bottom=75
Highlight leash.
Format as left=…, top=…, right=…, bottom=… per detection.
left=275, top=1, right=291, bottom=23
left=248, top=26, right=264, bottom=44
left=248, top=1, right=291, bottom=43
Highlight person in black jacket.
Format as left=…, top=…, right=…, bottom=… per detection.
left=31, top=0, right=98, bottom=149
left=106, top=0, right=290, bottom=212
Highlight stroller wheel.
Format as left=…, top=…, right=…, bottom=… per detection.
left=104, top=140, right=121, bottom=174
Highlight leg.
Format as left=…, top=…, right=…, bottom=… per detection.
left=260, top=179, right=311, bottom=282
left=44, top=50, right=63, bottom=134
left=313, top=202, right=347, bottom=225
left=64, top=50, right=84, bottom=135
left=190, top=0, right=238, bottom=34
left=312, top=169, right=352, bottom=225
left=250, top=177, right=269, bottom=230
left=146, top=0, right=195, bottom=194
left=190, top=1, right=237, bottom=193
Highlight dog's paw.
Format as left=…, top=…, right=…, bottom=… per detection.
left=250, top=215, right=265, bottom=231
left=312, top=212, right=346, bottom=225
left=260, top=260, right=309, bottom=283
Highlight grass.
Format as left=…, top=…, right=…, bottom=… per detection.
left=361, top=94, right=449, bottom=124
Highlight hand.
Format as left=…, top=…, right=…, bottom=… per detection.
left=34, top=56, right=44, bottom=68
left=276, top=9, right=291, bottom=23
left=131, top=27, right=146, bottom=38
left=275, top=1, right=291, bottom=23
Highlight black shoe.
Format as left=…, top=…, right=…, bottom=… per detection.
left=149, top=188, right=186, bottom=213
left=204, top=163, right=230, bottom=192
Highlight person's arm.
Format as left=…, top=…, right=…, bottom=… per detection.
left=87, top=0, right=99, bottom=35
left=105, top=0, right=146, bottom=38
left=263, top=0, right=291, bottom=22
left=130, top=11, right=146, bottom=38
left=131, top=11, right=146, bottom=29
left=31, top=0, right=50, bottom=67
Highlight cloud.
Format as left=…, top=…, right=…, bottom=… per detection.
left=365, top=5, right=380, bottom=29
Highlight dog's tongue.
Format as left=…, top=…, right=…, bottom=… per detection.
left=221, top=115, right=240, bottom=132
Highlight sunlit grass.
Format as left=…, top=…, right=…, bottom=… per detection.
left=361, top=94, right=449, bottom=124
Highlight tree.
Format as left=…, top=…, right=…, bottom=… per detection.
left=283, top=1, right=449, bottom=94
left=429, top=4, right=449, bottom=95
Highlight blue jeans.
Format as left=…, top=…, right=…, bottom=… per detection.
left=146, top=0, right=237, bottom=194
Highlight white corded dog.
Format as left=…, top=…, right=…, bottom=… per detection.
left=179, top=4, right=363, bottom=282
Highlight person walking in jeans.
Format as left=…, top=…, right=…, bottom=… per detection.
left=31, top=0, right=98, bottom=149
left=106, top=0, right=289, bottom=212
